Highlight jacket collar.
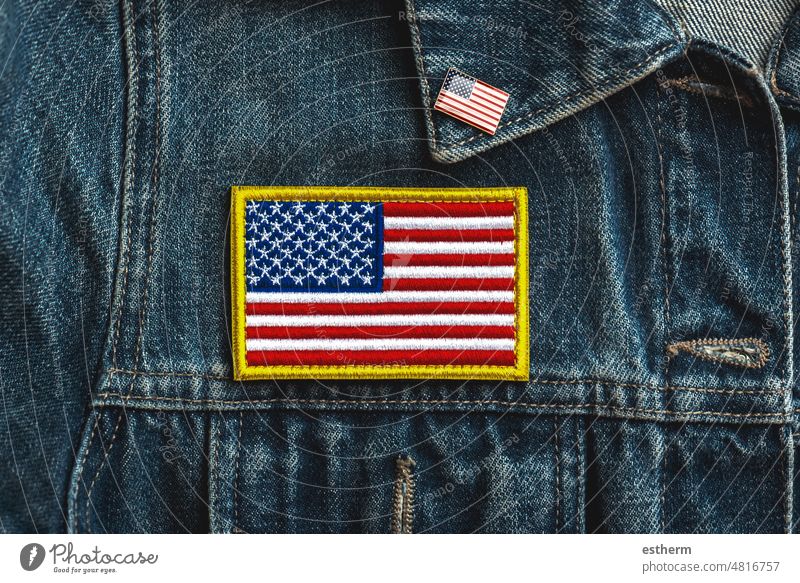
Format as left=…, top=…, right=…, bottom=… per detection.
left=767, top=4, right=800, bottom=112
left=405, top=0, right=686, bottom=163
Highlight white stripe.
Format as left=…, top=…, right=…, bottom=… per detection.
left=473, top=83, right=509, bottom=105
left=383, top=266, right=514, bottom=279
left=436, top=101, right=498, bottom=132
left=246, top=314, right=515, bottom=327
left=470, top=91, right=505, bottom=117
left=383, top=216, right=513, bottom=230
left=439, top=94, right=502, bottom=126
left=245, top=338, right=515, bottom=351
left=246, top=291, right=514, bottom=303
left=383, top=241, right=514, bottom=254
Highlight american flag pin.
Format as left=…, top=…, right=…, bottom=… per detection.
left=230, top=186, right=529, bottom=381
left=433, top=68, right=510, bottom=135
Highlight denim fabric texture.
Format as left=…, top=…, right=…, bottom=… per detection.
left=0, top=0, right=799, bottom=533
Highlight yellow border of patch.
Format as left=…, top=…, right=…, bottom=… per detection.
left=230, top=186, right=529, bottom=381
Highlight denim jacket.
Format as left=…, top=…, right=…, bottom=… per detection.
left=1, top=0, right=799, bottom=533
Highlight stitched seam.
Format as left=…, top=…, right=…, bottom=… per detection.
left=233, top=411, right=242, bottom=532
left=404, top=0, right=437, bottom=151
left=402, top=462, right=415, bottom=533
left=666, top=337, right=770, bottom=369
left=576, top=416, right=585, bottom=533
left=784, top=427, right=791, bottom=534
left=661, top=436, right=668, bottom=533
left=554, top=416, right=561, bottom=533
left=793, top=163, right=800, bottom=255
left=657, top=96, right=670, bottom=535
left=74, top=0, right=139, bottom=534
left=438, top=41, right=680, bottom=152
left=776, top=92, right=796, bottom=403
left=110, top=0, right=144, bottom=371
left=213, top=413, right=222, bottom=533
left=103, top=368, right=786, bottom=396
left=93, top=394, right=786, bottom=420
left=390, top=456, right=415, bottom=534
left=84, top=0, right=163, bottom=527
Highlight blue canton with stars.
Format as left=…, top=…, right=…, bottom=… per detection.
left=245, top=200, right=384, bottom=292
left=443, top=69, right=476, bottom=99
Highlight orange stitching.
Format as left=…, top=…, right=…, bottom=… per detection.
left=104, top=368, right=787, bottom=396
left=93, top=393, right=786, bottom=420
left=405, top=0, right=438, bottom=151
left=554, top=417, right=561, bottom=532
left=74, top=0, right=140, bottom=534
left=233, top=411, right=243, bottom=532
left=84, top=0, right=164, bottom=527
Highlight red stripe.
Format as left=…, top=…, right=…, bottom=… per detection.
left=436, top=96, right=499, bottom=125
left=383, top=202, right=514, bottom=217
left=474, top=79, right=509, bottom=95
left=383, top=228, right=514, bottom=242
left=246, top=349, right=516, bottom=366
left=246, top=325, right=516, bottom=340
left=468, top=90, right=507, bottom=113
left=246, top=301, right=515, bottom=316
left=382, top=278, right=514, bottom=291
left=383, top=253, right=515, bottom=266
left=435, top=103, right=498, bottom=134
left=437, top=96, right=500, bottom=128
left=440, top=91, right=503, bottom=121
left=474, top=81, right=509, bottom=98
left=473, top=83, right=509, bottom=104
left=468, top=93, right=505, bottom=114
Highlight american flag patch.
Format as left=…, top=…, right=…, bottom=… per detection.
left=433, top=68, right=510, bottom=135
left=230, top=186, right=529, bottom=380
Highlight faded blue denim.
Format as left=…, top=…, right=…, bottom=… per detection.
left=0, top=0, right=799, bottom=533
